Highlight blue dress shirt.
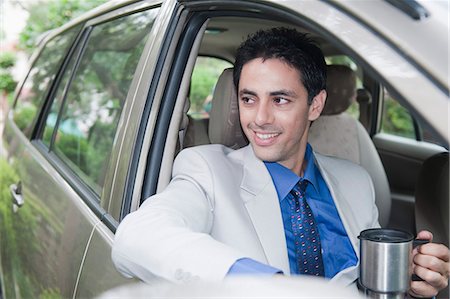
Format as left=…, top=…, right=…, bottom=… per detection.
left=228, top=144, right=357, bottom=278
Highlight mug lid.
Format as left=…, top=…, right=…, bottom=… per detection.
left=358, top=228, right=414, bottom=243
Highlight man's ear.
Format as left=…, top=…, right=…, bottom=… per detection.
left=308, top=90, right=327, bottom=121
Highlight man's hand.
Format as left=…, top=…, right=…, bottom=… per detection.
left=409, top=230, right=450, bottom=298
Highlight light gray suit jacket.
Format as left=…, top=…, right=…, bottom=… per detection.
left=112, top=144, right=379, bottom=285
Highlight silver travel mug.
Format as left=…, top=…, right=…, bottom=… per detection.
left=357, top=228, right=428, bottom=299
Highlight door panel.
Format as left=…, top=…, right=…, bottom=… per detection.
left=74, top=223, right=138, bottom=298
left=1, top=122, right=96, bottom=298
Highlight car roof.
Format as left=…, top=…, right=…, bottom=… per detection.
left=329, top=0, right=448, bottom=92
left=46, top=0, right=448, bottom=91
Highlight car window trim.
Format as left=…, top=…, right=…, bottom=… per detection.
left=45, top=28, right=93, bottom=151
left=84, top=1, right=161, bottom=29
left=32, top=25, right=86, bottom=142
left=121, top=3, right=184, bottom=220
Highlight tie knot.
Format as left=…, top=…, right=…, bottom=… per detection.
left=290, top=180, right=308, bottom=198
left=297, top=180, right=308, bottom=193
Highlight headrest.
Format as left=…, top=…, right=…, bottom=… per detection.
left=322, top=65, right=357, bottom=115
left=208, top=68, right=248, bottom=149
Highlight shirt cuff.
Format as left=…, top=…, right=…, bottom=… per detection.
left=227, top=258, right=283, bottom=276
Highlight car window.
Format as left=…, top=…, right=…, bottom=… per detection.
left=381, top=87, right=443, bottom=146
left=381, top=89, right=415, bottom=139
left=42, top=8, right=159, bottom=196
left=12, top=26, right=80, bottom=137
left=189, top=56, right=232, bottom=119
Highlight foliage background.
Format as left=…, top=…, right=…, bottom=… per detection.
left=0, top=51, right=17, bottom=99
left=19, top=0, right=107, bottom=54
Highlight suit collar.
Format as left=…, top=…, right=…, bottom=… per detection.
left=240, top=145, right=290, bottom=274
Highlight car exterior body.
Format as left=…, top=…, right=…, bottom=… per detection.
left=0, top=0, right=448, bottom=297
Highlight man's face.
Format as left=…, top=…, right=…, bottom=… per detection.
left=238, top=58, right=325, bottom=173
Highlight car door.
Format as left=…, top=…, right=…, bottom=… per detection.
left=1, top=24, right=90, bottom=298
left=1, top=1, right=169, bottom=298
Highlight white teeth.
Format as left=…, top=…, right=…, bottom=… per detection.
left=256, top=133, right=278, bottom=140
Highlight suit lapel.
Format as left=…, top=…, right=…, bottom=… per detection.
left=239, top=146, right=290, bottom=274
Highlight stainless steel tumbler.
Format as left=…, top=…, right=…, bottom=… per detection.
left=358, top=228, right=426, bottom=299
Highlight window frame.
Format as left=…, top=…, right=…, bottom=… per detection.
left=28, top=2, right=163, bottom=229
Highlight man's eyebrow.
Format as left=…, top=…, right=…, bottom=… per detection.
left=269, top=89, right=298, bottom=97
left=239, top=89, right=298, bottom=97
left=239, top=89, right=257, bottom=97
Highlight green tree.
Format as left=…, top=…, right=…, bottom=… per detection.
left=382, top=96, right=415, bottom=138
left=190, top=57, right=232, bottom=114
left=0, top=51, right=17, bottom=96
left=19, top=0, right=108, bottom=53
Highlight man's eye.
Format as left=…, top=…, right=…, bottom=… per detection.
left=274, top=97, right=289, bottom=104
left=240, top=97, right=254, bottom=104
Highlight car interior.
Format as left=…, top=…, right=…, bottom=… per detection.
left=152, top=14, right=449, bottom=249
left=3, top=3, right=448, bottom=298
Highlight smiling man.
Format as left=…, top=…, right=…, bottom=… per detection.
left=112, top=28, right=449, bottom=297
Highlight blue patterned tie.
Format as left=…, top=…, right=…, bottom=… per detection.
left=288, top=180, right=325, bottom=276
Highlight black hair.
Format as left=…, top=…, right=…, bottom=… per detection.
left=233, top=27, right=326, bottom=104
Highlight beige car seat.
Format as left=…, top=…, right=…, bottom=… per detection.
left=309, top=65, right=391, bottom=227
left=208, top=68, right=247, bottom=149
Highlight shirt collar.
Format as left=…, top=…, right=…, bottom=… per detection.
left=264, top=143, right=319, bottom=201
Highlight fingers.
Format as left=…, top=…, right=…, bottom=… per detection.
left=409, top=280, right=439, bottom=298
left=415, top=245, right=450, bottom=276
left=418, top=243, right=450, bottom=263
left=413, top=264, right=448, bottom=290
left=411, top=242, right=450, bottom=298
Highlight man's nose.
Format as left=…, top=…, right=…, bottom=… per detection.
left=255, top=101, right=273, bottom=126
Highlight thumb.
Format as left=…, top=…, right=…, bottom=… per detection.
left=416, top=230, right=433, bottom=242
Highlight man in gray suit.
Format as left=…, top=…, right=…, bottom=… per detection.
left=113, top=28, right=449, bottom=297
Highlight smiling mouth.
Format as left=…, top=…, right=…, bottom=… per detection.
left=255, top=132, right=279, bottom=140
left=252, top=131, right=281, bottom=146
